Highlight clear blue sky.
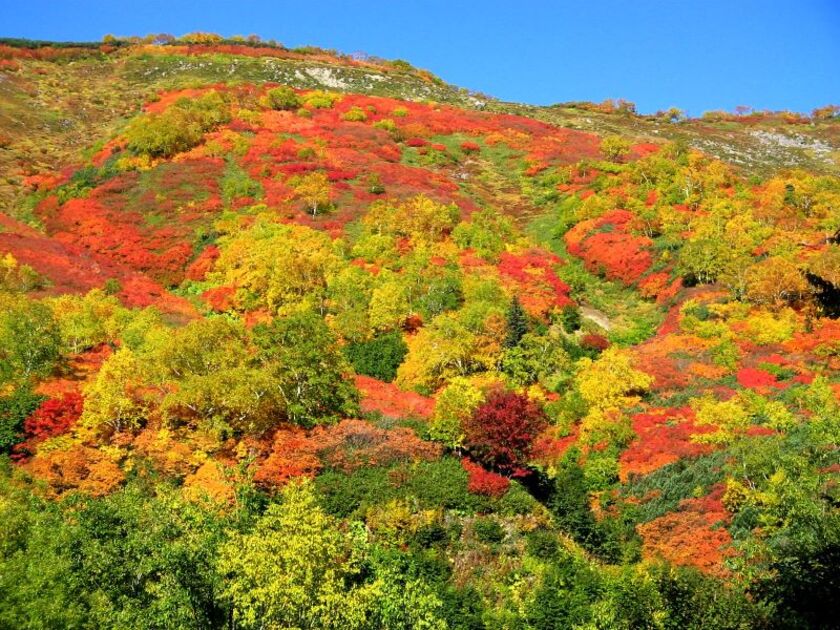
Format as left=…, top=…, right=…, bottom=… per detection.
left=2, top=0, right=837, bottom=115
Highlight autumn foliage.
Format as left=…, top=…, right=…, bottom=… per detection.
left=355, top=375, right=435, bottom=419
left=255, top=419, right=441, bottom=488
left=463, top=390, right=548, bottom=475
left=1, top=42, right=839, bottom=628
left=565, top=210, right=654, bottom=286
left=24, top=392, right=84, bottom=440
left=618, top=408, right=715, bottom=481
left=461, top=458, right=510, bottom=497
left=496, top=250, right=573, bottom=316
left=637, top=485, right=734, bottom=577
left=26, top=445, right=125, bottom=497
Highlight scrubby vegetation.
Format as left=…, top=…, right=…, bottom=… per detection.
left=0, top=34, right=838, bottom=629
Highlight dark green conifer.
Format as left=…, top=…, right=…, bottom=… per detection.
left=504, top=295, right=528, bottom=348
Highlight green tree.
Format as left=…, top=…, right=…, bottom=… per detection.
left=0, top=293, right=61, bottom=386
left=501, top=332, right=571, bottom=390
left=0, top=476, right=229, bottom=629
left=452, top=208, right=516, bottom=262
left=161, top=366, right=284, bottom=436
left=147, top=316, right=249, bottom=383
left=49, top=290, right=122, bottom=354
left=344, top=332, right=408, bottom=382
left=0, top=386, right=43, bottom=454
left=526, top=553, right=600, bottom=629
left=560, top=305, right=582, bottom=333
left=366, top=561, right=448, bottom=630
left=504, top=295, right=528, bottom=348
left=253, top=311, right=359, bottom=425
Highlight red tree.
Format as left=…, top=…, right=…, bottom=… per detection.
left=463, top=389, right=548, bottom=475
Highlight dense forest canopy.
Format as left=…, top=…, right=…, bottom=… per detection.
left=0, top=34, right=838, bottom=629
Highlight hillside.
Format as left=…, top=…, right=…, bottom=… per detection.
left=0, top=36, right=839, bottom=629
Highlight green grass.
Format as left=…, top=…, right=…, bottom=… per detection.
left=618, top=451, right=728, bottom=524
left=526, top=205, right=664, bottom=345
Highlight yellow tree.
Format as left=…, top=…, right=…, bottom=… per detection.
left=429, top=376, right=486, bottom=449
left=218, top=480, right=377, bottom=629
left=600, top=135, right=631, bottom=162
left=160, top=367, right=283, bottom=435
left=397, top=195, right=460, bottom=244
left=79, top=348, right=149, bottom=436
left=211, top=219, right=341, bottom=313
left=745, top=256, right=809, bottom=307
left=575, top=347, right=652, bottom=445
left=0, top=253, right=41, bottom=292
left=368, top=276, right=411, bottom=332
left=293, top=171, right=331, bottom=217
left=396, top=314, right=479, bottom=392
left=49, top=289, right=123, bottom=354
left=360, top=195, right=459, bottom=244
left=325, top=265, right=374, bottom=341
left=808, top=244, right=840, bottom=287
left=690, top=394, right=751, bottom=445
left=576, top=347, right=652, bottom=412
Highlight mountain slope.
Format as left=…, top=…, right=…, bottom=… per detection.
left=0, top=36, right=838, bottom=629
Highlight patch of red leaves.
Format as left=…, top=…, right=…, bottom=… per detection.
left=637, top=484, right=734, bottom=577
left=497, top=249, right=573, bottom=316
left=619, top=408, right=716, bottom=481
left=736, top=367, right=781, bottom=391
left=564, top=209, right=656, bottom=287
left=461, top=458, right=510, bottom=497
left=530, top=425, right=578, bottom=466
left=355, top=374, right=435, bottom=419
left=13, top=392, right=85, bottom=461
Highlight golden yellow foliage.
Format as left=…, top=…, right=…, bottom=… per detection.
left=576, top=347, right=653, bottom=412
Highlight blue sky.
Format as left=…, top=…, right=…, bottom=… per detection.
left=2, top=0, right=837, bottom=115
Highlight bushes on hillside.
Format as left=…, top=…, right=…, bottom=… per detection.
left=0, top=386, right=44, bottom=454
left=261, top=86, right=300, bottom=110
left=302, top=90, right=339, bottom=109
left=125, top=91, right=231, bottom=158
left=344, top=332, right=408, bottom=382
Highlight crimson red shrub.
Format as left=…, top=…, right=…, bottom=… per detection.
left=736, top=367, right=779, bottom=390
left=462, top=458, right=510, bottom=497
left=463, top=389, right=548, bottom=475
left=24, top=392, right=84, bottom=441
left=581, top=334, right=610, bottom=351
